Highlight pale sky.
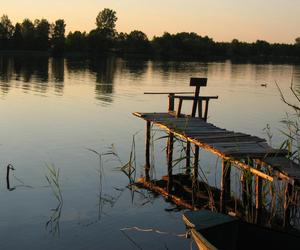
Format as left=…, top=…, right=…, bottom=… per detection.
left=1, top=0, right=299, bottom=43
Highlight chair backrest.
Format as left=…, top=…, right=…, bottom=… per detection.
left=191, top=77, right=207, bottom=117
left=190, top=77, right=207, bottom=87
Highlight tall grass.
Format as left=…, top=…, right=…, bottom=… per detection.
left=45, top=164, right=63, bottom=236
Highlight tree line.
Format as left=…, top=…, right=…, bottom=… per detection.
left=1, top=9, right=300, bottom=60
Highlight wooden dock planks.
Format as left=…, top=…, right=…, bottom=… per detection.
left=133, top=112, right=299, bottom=184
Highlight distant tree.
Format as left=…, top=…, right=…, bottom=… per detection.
left=51, top=19, right=66, bottom=55
left=0, top=15, right=14, bottom=49
left=296, top=37, right=300, bottom=46
left=87, top=28, right=115, bottom=53
left=230, top=39, right=251, bottom=57
left=125, top=30, right=150, bottom=54
left=21, top=19, right=35, bottom=50
left=96, top=8, right=117, bottom=31
left=253, top=40, right=271, bottom=56
left=11, top=23, right=23, bottom=49
left=152, top=32, right=175, bottom=57
left=86, top=9, right=118, bottom=53
left=34, top=19, right=50, bottom=50
left=116, top=32, right=128, bottom=51
left=152, top=32, right=215, bottom=58
left=65, top=31, right=87, bottom=51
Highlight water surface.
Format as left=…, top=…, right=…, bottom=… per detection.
left=0, top=55, right=299, bottom=249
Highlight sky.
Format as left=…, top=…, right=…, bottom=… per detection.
left=1, top=0, right=300, bottom=43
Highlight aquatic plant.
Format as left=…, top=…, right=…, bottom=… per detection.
left=45, top=164, right=63, bottom=236
left=45, top=164, right=63, bottom=203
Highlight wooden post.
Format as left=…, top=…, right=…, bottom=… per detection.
left=220, top=160, right=231, bottom=213
left=167, top=133, right=174, bottom=193
left=145, top=121, right=151, bottom=181
left=6, top=164, right=11, bottom=190
left=198, top=99, right=203, bottom=118
left=168, top=93, right=175, bottom=113
left=284, top=183, right=293, bottom=228
left=192, top=145, right=199, bottom=204
left=255, top=166, right=262, bottom=224
left=203, top=99, right=209, bottom=121
left=176, top=98, right=183, bottom=117
left=191, top=86, right=200, bottom=117
left=185, top=141, right=191, bottom=175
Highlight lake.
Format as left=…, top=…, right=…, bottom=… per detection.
left=0, top=55, right=299, bottom=249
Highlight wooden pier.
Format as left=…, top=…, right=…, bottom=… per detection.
left=133, top=78, right=300, bottom=228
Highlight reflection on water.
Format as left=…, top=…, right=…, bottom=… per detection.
left=1, top=55, right=299, bottom=107
left=0, top=55, right=300, bottom=249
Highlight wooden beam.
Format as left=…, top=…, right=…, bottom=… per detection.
left=168, top=93, right=175, bottom=112
left=203, top=99, right=209, bottom=121
left=186, top=141, right=191, bottom=175
left=191, top=85, right=200, bottom=117
left=145, top=121, right=151, bottom=181
left=144, top=91, right=194, bottom=94
left=192, top=145, right=200, bottom=205
left=176, top=98, right=183, bottom=117
left=220, top=160, right=231, bottom=213
left=198, top=99, right=203, bottom=118
left=167, top=133, right=174, bottom=193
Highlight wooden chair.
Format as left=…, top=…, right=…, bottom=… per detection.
left=169, top=78, right=218, bottom=121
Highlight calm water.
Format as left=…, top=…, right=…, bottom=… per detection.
left=0, top=55, right=299, bottom=249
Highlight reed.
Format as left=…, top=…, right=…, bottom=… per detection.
left=45, top=164, right=63, bottom=236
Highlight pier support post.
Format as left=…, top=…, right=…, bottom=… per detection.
left=167, top=133, right=174, bottom=193
left=192, top=145, right=199, bottom=204
left=284, top=183, right=293, bottom=228
left=203, top=100, right=209, bottom=121
left=191, top=86, right=200, bottom=117
left=241, top=171, right=253, bottom=218
left=220, top=160, right=231, bottom=213
left=168, top=93, right=175, bottom=113
left=145, top=121, right=151, bottom=181
left=185, top=141, right=191, bottom=175
left=255, top=165, right=262, bottom=224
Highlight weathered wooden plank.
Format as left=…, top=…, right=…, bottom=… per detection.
left=163, top=122, right=216, bottom=129
left=173, top=95, right=218, bottom=100
left=194, top=133, right=254, bottom=140
left=154, top=118, right=213, bottom=125
left=190, top=134, right=258, bottom=141
left=225, top=149, right=288, bottom=158
left=263, top=157, right=300, bottom=182
left=134, top=111, right=299, bottom=184
left=144, top=91, right=194, bottom=94
left=210, top=141, right=267, bottom=147
left=195, top=132, right=252, bottom=138
left=183, top=128, right=228, bottom=133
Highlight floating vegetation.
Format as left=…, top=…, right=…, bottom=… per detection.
left=120, top=226, right=186, bottom=250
